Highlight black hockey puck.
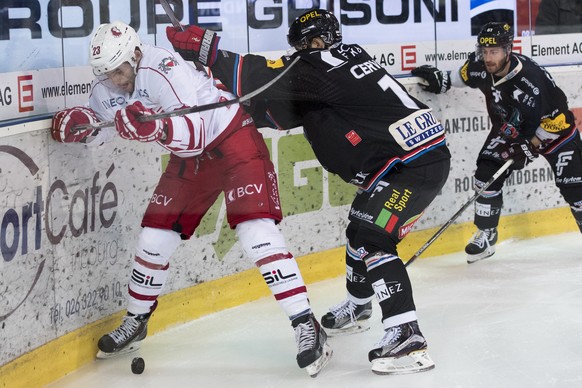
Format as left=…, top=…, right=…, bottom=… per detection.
left=131, top=357, right=145, bottom=374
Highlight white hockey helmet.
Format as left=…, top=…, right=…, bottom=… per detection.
left=90, top=20, right=142, bottom=75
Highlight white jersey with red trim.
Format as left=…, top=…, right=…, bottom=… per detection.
left=88, top=44, right=240, bottom=157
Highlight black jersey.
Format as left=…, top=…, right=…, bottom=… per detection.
left=211, top=44, right=450, bottom=191
left=459, top=52, right=577, bottom=148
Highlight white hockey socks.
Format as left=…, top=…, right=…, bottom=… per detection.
left=127, top=227, right=182, bottom=315
left=257, top=253, right=310, bottom=318
left=236, top=218, right=311, bottom=319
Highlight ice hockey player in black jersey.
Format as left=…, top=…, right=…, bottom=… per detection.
left=167, top=8, right=450, bottom=376
left=412, top=22, right=582, bottom=264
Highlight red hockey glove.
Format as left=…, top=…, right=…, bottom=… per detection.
left=114, top=101, right=166, bottom=142
left=499, top=136, right=538, bottom=170
left=411, top=65, right=451, bottom=94
left=51, top=106, right=98, bottom=143
left=166, top=25, right=220, bottom=66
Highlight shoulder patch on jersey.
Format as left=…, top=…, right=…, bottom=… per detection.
left=267, top=59, right=284, bottom=69
left=158, top=57, right=179, bottom=74
left=460, top=62, right=469, bottom=82
left=541, top=113, right=570, bottom=133
left=345, top=130, right=362, bottom=146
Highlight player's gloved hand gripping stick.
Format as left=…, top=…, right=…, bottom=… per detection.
left=404, top=159, right=514, bottom=267
left=497, top=108, right=538, bottom=169
left=70, top=0, right=299, bottom=133
left=159, top=0, right=210, bottom=70
left=70, top=56, right=300, bottom=133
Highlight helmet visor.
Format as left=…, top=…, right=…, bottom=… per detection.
left=475, top=44, right=512, bottom=61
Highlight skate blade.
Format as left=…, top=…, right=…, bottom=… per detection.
left=96, top=341, right=142, bottom=359
left=326, top=320, right=370, bottom=337
left=305, top=343, right=333, bottom=378
left=371, top=349, right=435, bottom=375
left=467, top=248, right=496, bottom=264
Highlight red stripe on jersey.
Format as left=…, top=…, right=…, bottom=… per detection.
left=183, top=115, right=202, bottom=151
left=544, top=126, right=578, bottom=154
left=139, top=66, right=188, bottom=107
left=265, top=109, right=285, bottom=130
left=236, top=56, right=244, bottom=97
left=364, top=135, right=446, bottom=191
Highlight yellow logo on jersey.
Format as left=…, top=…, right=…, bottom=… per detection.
left=267, top=59, right=284, bottom=69
left=541, top=113, right=570, bottom=133
left=460, top=62, right=469, bottom=82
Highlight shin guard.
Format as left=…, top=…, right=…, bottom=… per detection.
left=363, top=251, right=417, bottom=326
left=127, top=227, right=181, bottom=315
left=345, top=242, right=375, bottom=302
left=236, top=219, right=310, bottom=319
left=473, top=179, right=503, bottom=230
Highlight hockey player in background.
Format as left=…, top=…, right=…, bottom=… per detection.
left=167, top=9, right=451, bottom=375
left=50, top=20, right=332, bottom=377
left=412, top=22, right=582, bottom=263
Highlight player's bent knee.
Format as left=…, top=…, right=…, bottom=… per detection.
left=136, top=227, right=182, bottom=265
left=235, top=218, right=290, bottom=264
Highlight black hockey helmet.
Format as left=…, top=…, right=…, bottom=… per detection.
left=477, top=22, right=513, bottom=48
left=475, top=22, right=513, bottom=63
left=287, top=9, right=342, bottom=50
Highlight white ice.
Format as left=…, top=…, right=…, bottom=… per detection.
left=49, top=232, right=582, bottom=388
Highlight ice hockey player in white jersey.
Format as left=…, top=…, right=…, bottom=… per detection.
left=50, top=20, right=331, bottom=377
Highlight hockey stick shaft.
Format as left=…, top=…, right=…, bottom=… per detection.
left=140, top=56, right=298, bottom=121
left=404, top=159, right=514, bottom=267
left=72, top=57, right=300, bottom=131
left=158, top=0, right=207, bottom=72
left=159, top=0, right=183, bottom=31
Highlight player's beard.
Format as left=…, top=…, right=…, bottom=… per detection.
left=485, top=55, right=509, bottom=76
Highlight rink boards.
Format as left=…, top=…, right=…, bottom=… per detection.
left=1, top=68, right=581, bottom=388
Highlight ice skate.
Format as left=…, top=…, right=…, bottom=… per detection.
left=292, top=313, right=333, bottom=378
left=465, top=227, right=498, bottom=263
left=368, top=321, right=435, bottom=375
left=321, top=299, right=372, bottom=336
left=96, top=312, right=150, bottom=359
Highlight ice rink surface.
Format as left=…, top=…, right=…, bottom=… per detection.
left=49, top=232, right=582, bottom=388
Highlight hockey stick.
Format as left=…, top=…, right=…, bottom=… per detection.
left=159, top=0, right=183, bottom=31
left=404, top=159, right=514, bottom=268
left=72, top=57, right=299, bottom=131
left=149, top=0, right=301, bottom=122
left=158, top=0, right=208, bottom=71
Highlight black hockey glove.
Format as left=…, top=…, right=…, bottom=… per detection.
left=499, top=136, right=538, bottom=170
left=411, top=65, right=451, bottom=94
